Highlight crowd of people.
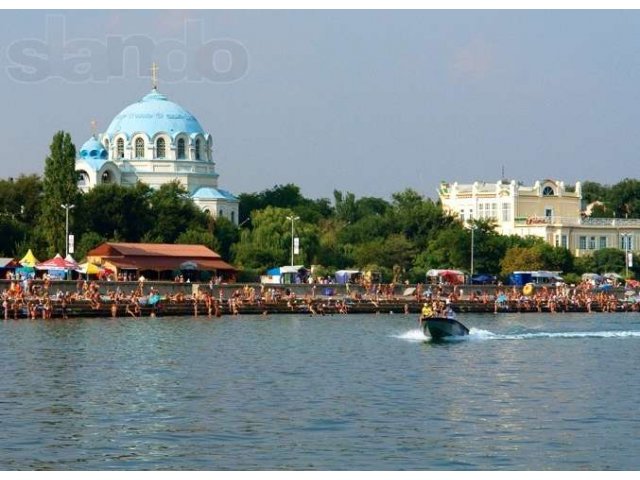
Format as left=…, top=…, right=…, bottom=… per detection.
left=1, top=276, right=639, bottom=320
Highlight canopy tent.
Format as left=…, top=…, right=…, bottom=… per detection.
left=36, top=253, right=79, bottom=271
left=19, top=249, right=39, bottom=268
left=427, top=269, right=465, bottom=285
left=65, top=254, right=79, bottom=269
left=334, top=270, right=362, bottom=284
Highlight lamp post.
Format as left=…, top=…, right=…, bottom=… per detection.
left=286, top=215, right=299, bottom=266
left=470, top=218, right=476, bottom=277
left=61, top=203, right=75, bottom=257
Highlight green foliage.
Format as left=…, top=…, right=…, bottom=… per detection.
left=38, top=131, right=79, bottom=256
left=148, top=181, right=210, bottom=243
left=9, top=169, right=640, bottom=282
left=76, top=182, right=154, bottom=242
left=75, top=231, right=105, bottom=260
left=177, top=227, right=220, bottom=252
left=590, top=248, right=625, bottom=274
left=500, top=247, right=545, bottom=275
left=238, top=183, right=332, bottom=227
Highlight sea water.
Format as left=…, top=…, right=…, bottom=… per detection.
left=1, top=312, right=639, bottom=470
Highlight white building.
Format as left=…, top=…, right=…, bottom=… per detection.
left=75, top=83, right=239, bottom=224
left=439, top=179, right=640, bottom=257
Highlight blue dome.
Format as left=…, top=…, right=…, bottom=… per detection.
left=79, top=136, right=107, bottom=160
left=105, top=89, right=205, bottom=139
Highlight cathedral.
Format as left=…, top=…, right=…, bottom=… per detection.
left=75, top=71, right=239, bottom=224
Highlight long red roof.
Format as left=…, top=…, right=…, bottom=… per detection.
left=87, top=242, right=235, bottom=271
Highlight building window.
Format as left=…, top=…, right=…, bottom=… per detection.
left=459, top=209, right=465, bottom=222
left=579, top=236, right=587, bottom=250
left=77, top=171, right=89, bottom=186
left=599, top=236, right=607, bottom=249
left=589, top=236, right=596, bottom=250
left=561, top=235, right=568, bottom=249
left=219, top=209, right=223, bottom=218
left=156, top=138, right=166, bottom=158
left=545, top=208, right=553, bottom=219
left=231, top=211, right=235, bottom=223
left=478, top=203, right=484, bottom=219
left=117, top=138, right=124, bottom=158
left=555, top=235, right=560, bottom=247
left=101, top=170, right=111, bottom=184
left=542, top=186, right=555, bottom=196
left=490, top=203, right=497, bottom=220
left=195, top=139, right=202, bottom=160
left=135, top=138, right=145, bottom=158
left=177, top=138, right=186, bottom=159
left=502, top=203, right=510, bottom=222
left=621, top=235, right=634, bottom=251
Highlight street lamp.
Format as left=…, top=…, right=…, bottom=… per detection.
left=286, top=215, right=299, bottom=266
left=469, top=218, right=476, bottom=277
left=61, top=203, right=75, bottom=257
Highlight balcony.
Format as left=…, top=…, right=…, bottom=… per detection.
left=514, top=216, right=640, bottom=227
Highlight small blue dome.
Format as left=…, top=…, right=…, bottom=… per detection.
left=105, top=89, right=205, bottom=139
left=79, top=136, right=107, bottom=160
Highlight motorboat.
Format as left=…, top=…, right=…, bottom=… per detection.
left=421, top=316, right=469, bottom=340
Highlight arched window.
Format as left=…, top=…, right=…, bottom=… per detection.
left=177, top=138, right=186, bottom=159
left=117, top=138, right=124, bottom=159
left=195, top=139, right=202, bottom=160
left=542, top=186, right=555, bottom=196
left=156, top=138, right=166, bottom=158
left=135, top=138, right=145, bottom=159
left=77, top=171, right=89, bottom=186
left=101, top=170, right=112, bottom=184
left=230, top=211, right=235, bottom=224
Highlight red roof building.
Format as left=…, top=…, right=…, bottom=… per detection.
left=86, top=242, right=236, bottom=280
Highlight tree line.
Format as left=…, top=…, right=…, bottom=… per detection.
left=1, top=131, right=639, bottom=282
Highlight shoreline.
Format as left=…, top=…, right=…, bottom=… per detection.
left=3, top=279, right=638, bottom=320
left=2, top=297, right=639, bottom=320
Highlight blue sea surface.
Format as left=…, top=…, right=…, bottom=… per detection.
left=1, top=312, right=639, bottom=470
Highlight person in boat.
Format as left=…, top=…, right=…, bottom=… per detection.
left=444, top=304, right=456, bottom=319
left=420, top=302, right=433, bottom=325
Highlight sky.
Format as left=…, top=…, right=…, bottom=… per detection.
left=1, top=9, right=640, bottom=201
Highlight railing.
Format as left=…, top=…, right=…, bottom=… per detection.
left=514, top=216, right=640, bottom=227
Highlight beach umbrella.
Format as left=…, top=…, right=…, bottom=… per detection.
left=76, top=262, right=102, bottom=275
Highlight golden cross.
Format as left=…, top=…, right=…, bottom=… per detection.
left=151, top=62, right=159, bottom=90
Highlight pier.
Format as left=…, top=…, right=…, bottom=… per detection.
left=2, top=279, right=639, bottom=320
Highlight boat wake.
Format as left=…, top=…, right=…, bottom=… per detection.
left=469, top=328, right=640, bottom=341
left=394, top=328, right=640, bottom=342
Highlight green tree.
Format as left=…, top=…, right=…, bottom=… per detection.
left=76, top=182, right=154, bottom=242
left=590, top=248, right=625, bottom=274
left=147, top=181, right=209, bottom=243
left=75, top=231, right=105, bottom=261
left=38, top=131, right=79, bottom=256
left=177, top=227, right=220, bottom=252
left=608, top=178, right=640, bottom=218
left=500, top=247, right=544, bottom=275
left=211, top=216, right=240, bottom=261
